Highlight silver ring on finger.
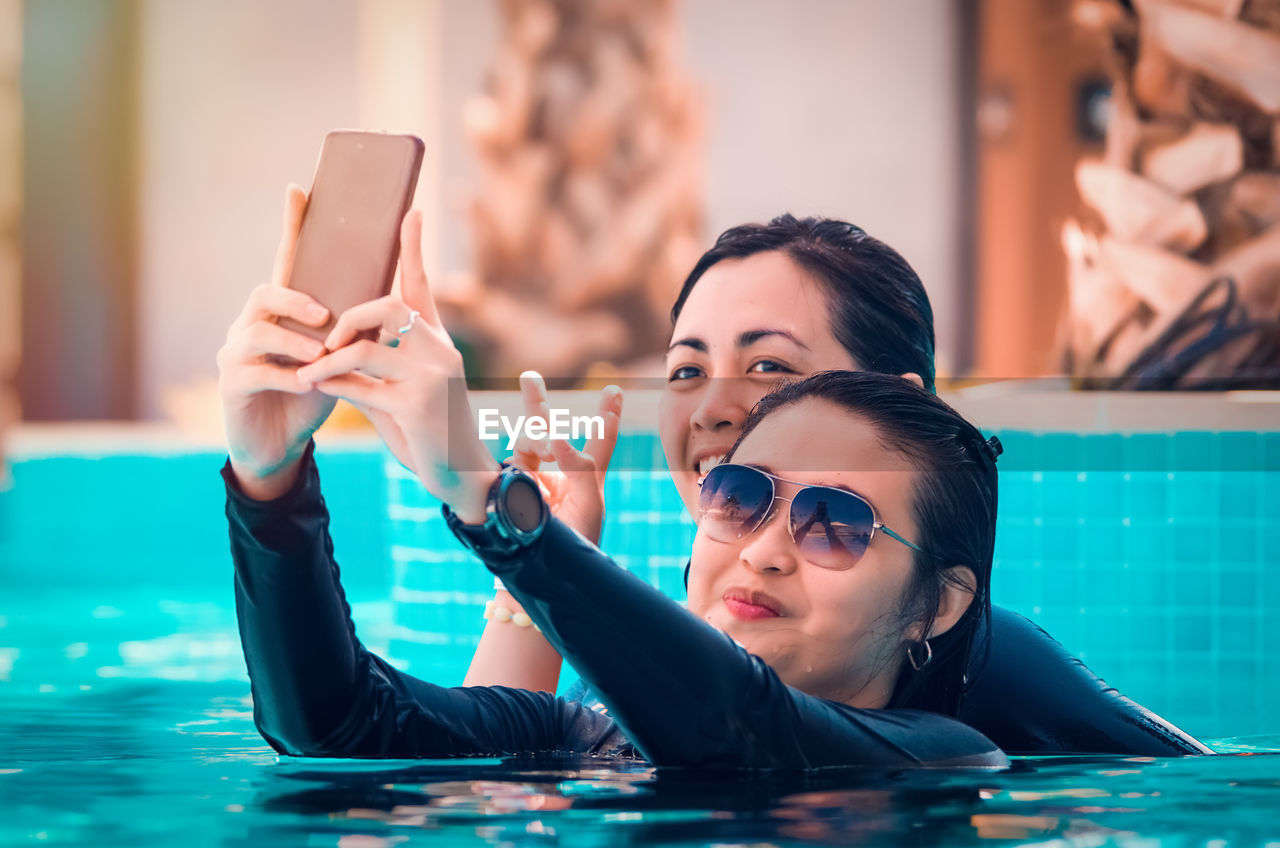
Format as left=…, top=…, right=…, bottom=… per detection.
left=396, top=309, right=420, bottom=336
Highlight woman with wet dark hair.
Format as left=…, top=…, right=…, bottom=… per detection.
left=671, top=214, right=937, bottom=392
left=704, top=370, right=1001, bottom=719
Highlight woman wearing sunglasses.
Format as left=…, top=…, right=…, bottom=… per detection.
left=228, top=356, right=1007, bottom=765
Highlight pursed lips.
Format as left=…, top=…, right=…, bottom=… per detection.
left=722, top=586, right=785, bottom=619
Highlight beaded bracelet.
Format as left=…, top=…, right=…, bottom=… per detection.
left=483, top=599, right=541, bottom=633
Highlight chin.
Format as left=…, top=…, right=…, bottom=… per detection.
left=716, top=616, right=759, bottom=651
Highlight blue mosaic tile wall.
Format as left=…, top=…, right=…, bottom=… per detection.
left=386, top=430, right=1280, bottom=740
left=0, top=447, right=390, bottom=595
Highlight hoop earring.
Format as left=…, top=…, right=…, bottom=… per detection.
left=907, top=639, right=933, bottom=671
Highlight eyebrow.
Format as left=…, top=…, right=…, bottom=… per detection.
left=666, top=328, right=811, bottom=354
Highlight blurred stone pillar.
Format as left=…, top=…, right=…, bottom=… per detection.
left=451, top=0, right=705, bottom=382
left=0, top=0, right=21, bottom=488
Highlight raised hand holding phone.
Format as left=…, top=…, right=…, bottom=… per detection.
left=218, top=185, right=336, bottom=500
left=219, top=131, right=423, bottom=500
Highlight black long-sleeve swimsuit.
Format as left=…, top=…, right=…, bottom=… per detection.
left=225, top=445, right=1008, bottom=769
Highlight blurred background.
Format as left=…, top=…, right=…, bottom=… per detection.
left=5, top=0, right=1277, bottom=435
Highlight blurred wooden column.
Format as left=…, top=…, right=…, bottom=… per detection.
left=975, top=0, right=1108, bottom=378
left=1, top=0, right=20, bottom=485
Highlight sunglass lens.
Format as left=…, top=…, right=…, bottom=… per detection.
left=789, top=487, right=874, bottom=568
left=699, top=465, right=773, bottom=541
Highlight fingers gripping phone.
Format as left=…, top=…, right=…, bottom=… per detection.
left=278, top=130, right=425, bottom=347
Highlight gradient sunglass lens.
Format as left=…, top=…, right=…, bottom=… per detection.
left=699, top=464, right=773, bottom=540
left=789, top=486, right=874, bottom=568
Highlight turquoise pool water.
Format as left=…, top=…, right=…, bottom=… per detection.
left=2, top=584, right=1279, bottom=847
left=2, top=431, right=1278, bottom=846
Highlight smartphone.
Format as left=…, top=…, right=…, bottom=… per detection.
left=278, top=130, right=425, bottom=347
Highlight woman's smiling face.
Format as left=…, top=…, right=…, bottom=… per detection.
left=659, top=250, right=859, bottom=515
left=685, top=398, right=924, bottom=708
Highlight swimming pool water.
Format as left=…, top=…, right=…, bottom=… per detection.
left=2, top=430, right=1278, bottom=846
left=3, top=585, right=1280, bottom=846
left=7, top=591, right=1280, bottom=848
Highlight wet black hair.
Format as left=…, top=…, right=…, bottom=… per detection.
left=670, top=214, right=937, bottom=393
left=719, top=370, right=998, bottom=717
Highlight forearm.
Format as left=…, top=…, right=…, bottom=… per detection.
left=224, top=442, right=368, bottom=753
left=463, top=589, right=563, bottom=692
left=484, top=518, right=774, bottom=767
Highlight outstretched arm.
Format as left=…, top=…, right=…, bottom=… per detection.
left=480, top=517, right=1008, bottom=770
left=224, top=441, right=624, bottom=759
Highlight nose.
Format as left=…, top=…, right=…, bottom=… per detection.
left=739, top=501, right=800, bottom=575
left=690, top=376, right=751, bottom=433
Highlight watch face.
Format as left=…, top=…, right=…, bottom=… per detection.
left=503, top=477, right=545, bottom=534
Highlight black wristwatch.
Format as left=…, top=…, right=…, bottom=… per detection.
left=443, top=465, right=548, bottom=558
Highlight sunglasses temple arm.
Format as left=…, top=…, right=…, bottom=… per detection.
left=877, top=523, right=928, bottom=554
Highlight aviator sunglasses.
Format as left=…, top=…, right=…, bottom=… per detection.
left=698, top=463, right=928, bottom=569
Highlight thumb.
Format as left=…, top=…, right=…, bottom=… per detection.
left=398, top=209, right=441, bottom=327
left=271, top=183, right=308, bottom=288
